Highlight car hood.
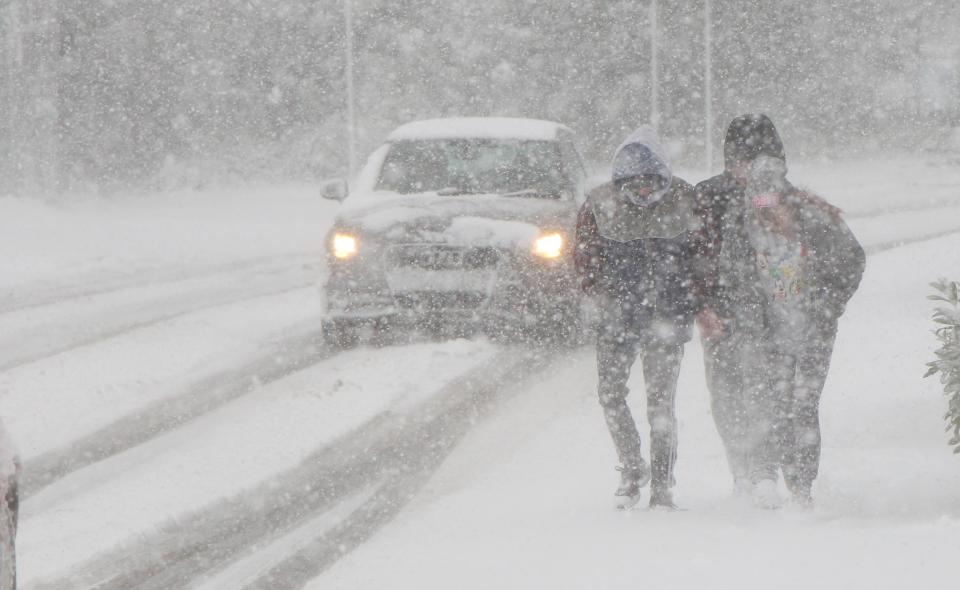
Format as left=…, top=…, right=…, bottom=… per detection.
left=336, top=191, right=576, bottom=249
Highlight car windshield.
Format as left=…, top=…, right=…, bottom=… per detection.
left=375, top=138, right=570, bottom=197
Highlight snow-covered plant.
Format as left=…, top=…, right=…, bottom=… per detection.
left=925, top=279, right=960, bottom=454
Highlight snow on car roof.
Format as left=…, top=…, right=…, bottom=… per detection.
left=388, top=117, right=571, bottom=142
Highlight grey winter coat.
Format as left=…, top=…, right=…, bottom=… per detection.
left=713, top=187, right=865, bottom=342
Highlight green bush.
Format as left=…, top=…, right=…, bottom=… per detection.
left=925, top=279, right=960, bottom=454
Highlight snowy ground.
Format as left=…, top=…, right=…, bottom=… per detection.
left=1, top=157, right=958, bottom=589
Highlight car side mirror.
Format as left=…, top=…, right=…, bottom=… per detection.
left=320, top=178, right=349, bottom=201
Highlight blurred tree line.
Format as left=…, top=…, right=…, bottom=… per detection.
left=1, top=0, right=958, bottom=195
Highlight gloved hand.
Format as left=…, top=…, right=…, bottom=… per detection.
left=697, top=308, right=725, bottom=339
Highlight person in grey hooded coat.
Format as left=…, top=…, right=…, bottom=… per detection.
left=574, top=126, right=710, bottom=509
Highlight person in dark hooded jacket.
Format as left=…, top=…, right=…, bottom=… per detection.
left=698, top=115, right=864, bottom=506
left=695, top=114, right=788, bottom=493
left=575, top=126, right=710, bottom=509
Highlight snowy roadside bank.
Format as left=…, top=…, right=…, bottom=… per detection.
left=0, top=183, right=335, bottom=293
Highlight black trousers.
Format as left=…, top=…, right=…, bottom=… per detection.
left=703, top=323, right=837, bottom=494
left=596, top=317, right=686, bottom=492
left=703, top=331, right=750, bottom=487
left=738, top=326, right=837, bottom=494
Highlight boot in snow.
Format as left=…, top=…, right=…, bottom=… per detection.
left=785, top=476, right=814, bottom=509
left=648, top=486, right=678, bottom=510
left=614, top=462, right=650, bottom=510
left=733, top=477, right=753, bottom=498
left=751, top=479, right=783, bottom=510
left=788, top=487, right=814, bottom=509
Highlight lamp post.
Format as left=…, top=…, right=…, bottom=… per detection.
left=344, top=0, right=357, bottom=178
left=704, top=0, right=714, bottom=173
left=650, top=0, right=659, bottom=130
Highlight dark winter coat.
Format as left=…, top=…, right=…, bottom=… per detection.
left=696, top=113, right=791, bottom=313
left=695, top=115, right=843, bottom=320
left=574, top=127, right=711, bottom=336
left=692, top=170, right=743, bottom=309
left=574, top=177, right=712, bottom=331
left=712, top=186, right=865, bottom=342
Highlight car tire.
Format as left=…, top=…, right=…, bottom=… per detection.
left=322, top=318, right=360, bottom=350
left=369, top=317, right=399, bottom=347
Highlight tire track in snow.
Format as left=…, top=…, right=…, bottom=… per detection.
left=239, top=347, right=563, bottom=590
left=0, top=262, right=320, bottom=373
left=843, top=197, right=960, bottom=220
left=19, top=328, right=336, bottom=500
left=0, top=253, right=318, bottom=316
left=193, top=485, right=382, bottom=590
left=237, top=347, right=562, bottom=590
left=864, top=227, right=960, bottom=255
left=33, top=346, right=557, bottom=590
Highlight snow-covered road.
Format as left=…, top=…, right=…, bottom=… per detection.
left=1, top=158, right=959, bottom=589
left=25, top=340, right=510, bottom=589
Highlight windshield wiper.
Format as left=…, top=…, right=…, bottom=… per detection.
left=499, top=187, right=559, bottom=198
left=436, top=186, right=482, bottom=196
left=435, top=186, right=558, bottom=198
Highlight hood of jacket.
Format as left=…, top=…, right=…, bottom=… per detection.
left=723, top=114, right=785, bottom=171
left=611, top=125, right=673, bottom=187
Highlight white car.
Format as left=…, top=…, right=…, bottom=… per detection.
left=320, top=117, right=587, bottom=346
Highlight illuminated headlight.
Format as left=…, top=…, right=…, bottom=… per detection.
left=332, top=233, right=359, bottom=259
left=533, top=232, right=564, bottom=259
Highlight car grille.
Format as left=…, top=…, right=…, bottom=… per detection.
left=389, top=245, right=500, bottom=271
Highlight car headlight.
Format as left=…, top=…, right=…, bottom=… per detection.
left=533, top=232, right=564, bottom=259
left=332, top=233, right=359, bottom=259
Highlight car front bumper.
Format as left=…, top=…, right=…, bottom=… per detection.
left=322, top=251, right=579, bottom=329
